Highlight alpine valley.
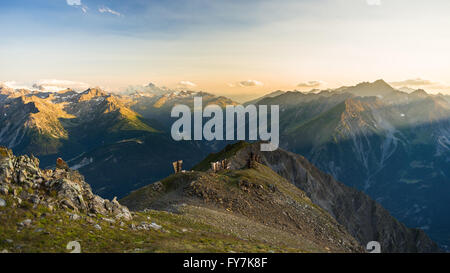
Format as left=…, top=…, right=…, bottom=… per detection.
left=0, top=80, right=448, bottom=252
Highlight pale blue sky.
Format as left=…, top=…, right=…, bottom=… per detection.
left=1, top=0, right=450, bottom=101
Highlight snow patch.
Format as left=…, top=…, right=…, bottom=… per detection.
left=71, top=157, right=93, bottom=170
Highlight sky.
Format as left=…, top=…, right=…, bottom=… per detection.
left=1, top=0, right=450, bottom=101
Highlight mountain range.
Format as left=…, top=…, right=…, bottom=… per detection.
left=0, top=85, right=233, bottom=198
left=254, top=80, right=450, bottom=249
left=0, top=79, right=449, bottom=250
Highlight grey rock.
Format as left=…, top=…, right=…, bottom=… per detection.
left=18, top=219, right=32, bottom=227
left=102, top=217, right=115, bottom=224
left=149, top=223, right=162, bottom=230
left=0, top=185, right=8, bottom=195
left=93, top=224, right=102, bottom=230
left=28, top=195, right=40, bottom=204
left=69, top=214, right=80, bottom=221
left=0, top=198, right=5, bottom=207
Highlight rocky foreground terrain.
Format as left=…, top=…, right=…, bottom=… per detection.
left=0, top=142, right=441, bottom=253
left=0, top=147, right=131, bottom=220
left=122, top=163, right=363, bottom=253
left=0, top=146, right=362, bottom=253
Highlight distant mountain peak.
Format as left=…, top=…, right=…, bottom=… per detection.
left=373, top=79, right=391, bottom=86
left=342, top=79, right=396, bottom=98
left=56, top=88, right=76, bottom=94
left=355, top=79, right=393, bottom=89
left=398, top=86, right=417, bottom=93
left=411, top=88, right=428, bottom=97
left=78, top=87, right=109, bottom=101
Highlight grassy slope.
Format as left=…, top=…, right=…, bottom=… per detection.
left=121, top=163, right=363, bottom=253
left=0, top=194, right=285, bottom=253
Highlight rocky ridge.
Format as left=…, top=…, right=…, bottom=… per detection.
left=193, top=142, right=442, bottom=253
left=0, top=146, right=131, bottom=220
left=122, top=159, right=364, bottom=253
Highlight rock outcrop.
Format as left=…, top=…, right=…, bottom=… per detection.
left=0, top=147, right=131, bottom=220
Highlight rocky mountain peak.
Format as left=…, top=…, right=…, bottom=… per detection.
left=344, top=79, right=397, bottom=98
left=56, top=88, right=76, bottom=94
left=0, top=146, right=131, bottom=220
left=78, top=88, right=109, bottom=101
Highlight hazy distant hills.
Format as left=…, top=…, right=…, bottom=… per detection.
left=126, top=90, right=238, bottom=130
left=252, top=80, right=450, bottom=249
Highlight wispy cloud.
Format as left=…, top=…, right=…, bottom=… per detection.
left=297, top=80, right=325, bottom=89
left=390, top=78, right=435, bottom=87
left=177, top=81, right=197, bottom=89
left=366, top=0, right=382, bottom=6
left=66, top=0, right=81, bottom=5
left=0, top=81, right=31, bottom=90
left=32, top=79, right=90, bottom=92
left=1, top=79, right=89, bottom=92
left=98, top=6, right=122, bottom=17
left=66, top=0, right=88, bottom=13
left=229, top=80, right=264, bottom=88
left=390, top=78, right=450, bottom=93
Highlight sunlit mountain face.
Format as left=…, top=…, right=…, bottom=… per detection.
left=0, top=85, right=237, bottom=198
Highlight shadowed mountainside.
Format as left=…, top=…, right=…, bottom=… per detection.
left=192, top=142, right=441, bottom=253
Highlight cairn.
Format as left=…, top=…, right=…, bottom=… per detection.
left=247, top=152, right=261, bottom=168
left=210, top=159, right=231, bottom=173
left=56, top=157, right=69, bottom=170
left=172, top=160, right=183, bottom=174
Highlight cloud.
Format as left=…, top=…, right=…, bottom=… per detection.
left=297, top=80, right=325, bottom=89
left=229, top=80, right=264, bottom=88
left=32, top=79, right=90, bottom=92
left=390, top=78, right=450, bottom=93
left=66, top=0, right=81, bottom=5
left=0, top=81, right=31, bottom=90
left=66, top=0, right=88, bottom=13
left=177, top=81, right=197, bottom=89
left=98, top=6, right=122, bottom=16
left=366, top=0, right=382, bottom=6
left=390, top=78, right=435, bottom=87
left=122, top=82, right=173, bottom=96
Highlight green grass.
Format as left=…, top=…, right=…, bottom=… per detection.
left=0, top=194, right=286, bottom=253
